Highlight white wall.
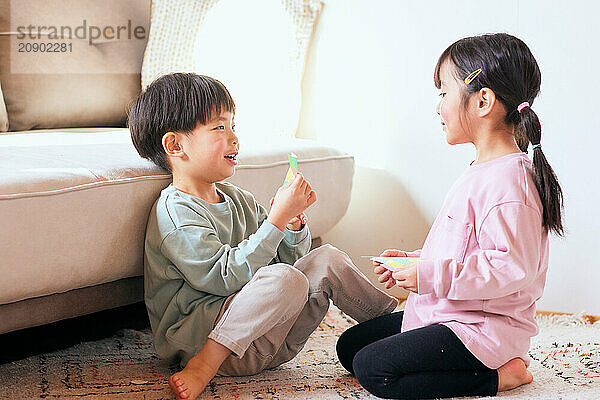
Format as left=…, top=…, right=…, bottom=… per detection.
left=298, top=0, right=600, bottom=314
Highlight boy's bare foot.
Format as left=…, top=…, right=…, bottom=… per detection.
left=168, top=366, right=211, bottom=400
left=497, top=358, right=533, bottom=392
left=168, top=339, right=231, bottom=400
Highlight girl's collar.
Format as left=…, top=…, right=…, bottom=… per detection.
left=469, top=151, right=527, bottom=168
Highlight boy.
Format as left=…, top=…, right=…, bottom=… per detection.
left=129, top=73, right=398, bottom=400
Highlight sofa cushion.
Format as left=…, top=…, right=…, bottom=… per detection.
left=0, top=0, right=150, bottom=131
left=0, top=128, right=354, bottom=305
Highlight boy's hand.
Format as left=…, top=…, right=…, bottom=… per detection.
left=269, top=200, right=308, bottom=231
left=286, top=213, right=307, bottom=231
left=373, top=249, right=407, bottom=289
left=268, top=173, right=316, bottom=232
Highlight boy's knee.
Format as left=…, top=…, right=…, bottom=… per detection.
left=300, top=244, right=351, bottom=270
left=308, top=245, right=363, bottom=283
left=280, top=265, right=309, bottom=298
left=312, top=244, right=346, bottom=260
left=260, top=264, right=309, bottom=302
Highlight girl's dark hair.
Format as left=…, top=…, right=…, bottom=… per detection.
left=434, top=33, right=564, bottom=236
left=128, top=73, right=235, bottom=172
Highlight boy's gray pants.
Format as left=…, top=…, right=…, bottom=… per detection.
left=206, top=244, right=398, bottom=376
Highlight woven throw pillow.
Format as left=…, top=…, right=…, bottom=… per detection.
left=142, top=0, right=322, bottom=138
left=0, top=0, right=150, bottom=132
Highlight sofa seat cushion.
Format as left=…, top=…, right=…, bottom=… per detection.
left=0, top=128, right=354, bottom=305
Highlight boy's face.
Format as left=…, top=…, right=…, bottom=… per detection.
left=179, top=111, right=238, bottom=183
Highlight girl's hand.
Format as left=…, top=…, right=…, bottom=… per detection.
left=377, top=270, right=397, bottom=289
left=373, top=249, right=407, bottom=289
left=392, top=264, right=418, bottom=293
left=268, top=173, right=316, bottom=231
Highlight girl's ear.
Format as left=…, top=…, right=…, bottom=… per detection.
left=162, top=132, right=185, bottom=158
left=476, top=87, right=497, bottom=117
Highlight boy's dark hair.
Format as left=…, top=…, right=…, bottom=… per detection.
left=128, top=73, right=235, bottom=172
left=433, top=33, right=564, bottom=236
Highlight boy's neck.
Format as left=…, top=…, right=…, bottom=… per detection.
left=173, top=176, right=223, bottom=203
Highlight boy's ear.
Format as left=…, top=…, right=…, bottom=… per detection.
left=162, top=132, right=185, bottom=158
left=476, top=87, right=496, bottom=117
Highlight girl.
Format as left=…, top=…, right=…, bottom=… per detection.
left=336, top=33, right=564, bottom=399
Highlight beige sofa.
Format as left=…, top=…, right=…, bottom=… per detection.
left=0, top=1, right=354, bottom=334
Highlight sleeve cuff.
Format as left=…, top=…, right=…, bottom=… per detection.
left=284, top=223, right=310, bottom=245
left=416, top=259, right=436, bottom=295
left=255, top=220, right=285, bottom=252
left=406, top=249, right=422, bottom=258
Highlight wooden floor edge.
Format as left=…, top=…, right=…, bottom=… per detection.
left=394, top=297, right=599, bottom=324
left=536, top=310, right=599, bottom=324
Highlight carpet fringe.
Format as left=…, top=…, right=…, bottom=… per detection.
left=535, top=311, right=597, bottom=327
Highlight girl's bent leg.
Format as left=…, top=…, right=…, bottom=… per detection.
left=352, top=324, right=498, bottom=399
left=336, top=312, right=405, bottom=375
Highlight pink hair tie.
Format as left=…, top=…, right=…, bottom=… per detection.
left=517, top=102, right=530, bottom=113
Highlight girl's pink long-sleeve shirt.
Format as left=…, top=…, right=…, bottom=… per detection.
left=402, top=152, right=549, bottom=369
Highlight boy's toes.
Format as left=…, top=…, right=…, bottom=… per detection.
left=169, top=374, right=189, bottom=397
left=168, top=367, right=210, bottom=399
left=176, top=383, right=187, bottom=394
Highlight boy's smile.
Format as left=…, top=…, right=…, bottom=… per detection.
left=224, top=150, right=238, bottom=165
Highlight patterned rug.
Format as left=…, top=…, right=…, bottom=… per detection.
left=527, top=313, right=600, bottom=388
left=0, top=307, right=599, bottom=399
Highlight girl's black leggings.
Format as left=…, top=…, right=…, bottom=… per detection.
left=336, top=311, right=498, bottom=399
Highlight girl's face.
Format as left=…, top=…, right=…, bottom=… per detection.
left=436, top=60, right=474, bottom=145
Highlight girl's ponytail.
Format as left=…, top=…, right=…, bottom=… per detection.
left=518, top=105, right=564, bottom=236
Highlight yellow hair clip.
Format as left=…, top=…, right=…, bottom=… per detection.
left=464, top=68, right=482, bottom=84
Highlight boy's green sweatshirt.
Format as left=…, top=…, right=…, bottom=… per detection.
left=143, top=182, right=311, bottom=364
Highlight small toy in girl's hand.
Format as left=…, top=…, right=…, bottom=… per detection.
left=369, top=256, right=421, bottom=272
left=283, top=152, right=298, bottom=185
